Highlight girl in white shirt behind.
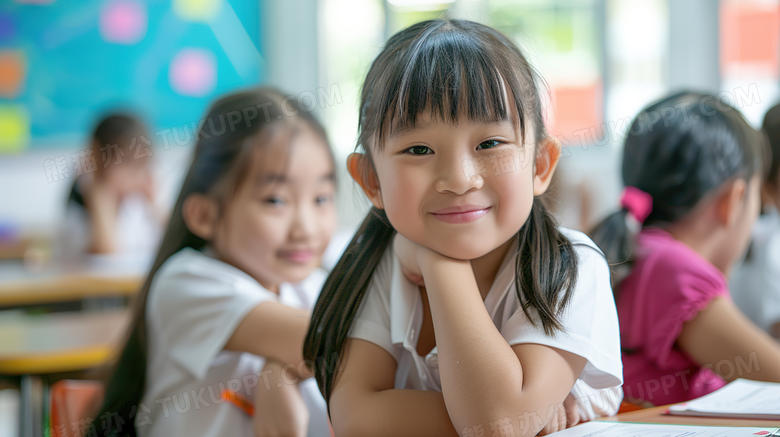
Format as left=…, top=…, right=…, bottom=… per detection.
left=732, top=102, right=780, bottom=339
left=97, top=88, right=338, bottom=437
left=305, top=19, right=623, bottom=437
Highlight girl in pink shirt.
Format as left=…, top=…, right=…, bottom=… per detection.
left=591, top=92, right=780, bottom=406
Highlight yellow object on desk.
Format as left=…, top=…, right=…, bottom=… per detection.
left=0, top=275, right=141, bottom=307
left=0, top=309, right=129, bottom=374
left=604, top=404, right=780, bottom=428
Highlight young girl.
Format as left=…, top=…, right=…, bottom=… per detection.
left=591, top=92, right=780, bottom=407
left=304, top=19, right=623, bottom=437
left=56, top=114, right=163, bottom=263
left=731, top=102, right=780, bottom=339
left=97, top=88, right=337, bottom=437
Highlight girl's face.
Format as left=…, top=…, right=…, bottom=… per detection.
left=364, top=109, right=556, bottom=260
left=212, top=127, right=337, bottom=291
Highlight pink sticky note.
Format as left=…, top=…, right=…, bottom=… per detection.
left=169, top=49, right=216, bottom=97
left=99, top=0, right=147, bottom=45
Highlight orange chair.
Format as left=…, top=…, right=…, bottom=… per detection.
left=617, top=400, right=646, bottom=414
left=50, top=380, right=104, bottom=433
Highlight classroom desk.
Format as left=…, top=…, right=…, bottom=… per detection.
left=0, top=274, right=141, bottom=308
left=0, top=309, right=129, bottom=374
left=0, top=309, right=129, bottom=437
left=605, top=404, right=780, bottom=428
left=0, top=256, right=147, bottom=308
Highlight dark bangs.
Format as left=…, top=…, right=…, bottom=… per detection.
left=357, top=19, right=547, bottom=152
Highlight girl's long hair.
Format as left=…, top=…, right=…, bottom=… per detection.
left=96, top=87, right=333, bottom=436
left=304, top=19, right=579, bottom=404
left=589, top=92, right=767, bottom=290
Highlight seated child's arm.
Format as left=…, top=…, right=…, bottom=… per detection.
left=418, top=251, right=586, bottom=435
left=253, top=360, right=310, bottom=437
left=678, top=296, right=780, bottom=381
left=225, top=301, right=312, bottom=368
left=85, top=180, right=121, bottom=254
left=330, top=338, right=458, bottom=437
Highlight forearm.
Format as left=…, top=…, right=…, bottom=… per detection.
left=225, top=303, right=311, bottom=366
left=86, top=203, right=117, bottom=254
left=262, top=358, right=312, bottom=385
left=422, top=258, right=542, bottom=433
left=333, top=388, right=457, bottom=437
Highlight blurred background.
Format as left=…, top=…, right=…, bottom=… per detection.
left=0, top=0, right=778, bottom=434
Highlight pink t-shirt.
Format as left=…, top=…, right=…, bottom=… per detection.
left=618, top=228, right=729, bottom=406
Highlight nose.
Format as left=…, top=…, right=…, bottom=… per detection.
left=433, top=154, right=484, bottom=195
left=289, top=202, right=317, bottom=242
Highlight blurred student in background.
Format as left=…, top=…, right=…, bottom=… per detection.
left=591, top=92, right=780, bottom=407
left=97, top=88, right=336, bottom=437
left=55, top=114, right=163, bottom=263
left=731, top=102, right=780, bottom=340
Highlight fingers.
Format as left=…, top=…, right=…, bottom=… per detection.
left=537, top=404, right=566, bottom=436
left=563, top=392, right=581, bottom=427
left=565, top=401, right=580, bottom=427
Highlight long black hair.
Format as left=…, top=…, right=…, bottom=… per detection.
left=590, top=91, right=766, bottom=289
left=304, top=19, right=579, bottom=405
left=96, top=87, right=333, bottom=436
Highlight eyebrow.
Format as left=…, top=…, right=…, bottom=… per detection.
left=257, top=172, right=336, bottom=185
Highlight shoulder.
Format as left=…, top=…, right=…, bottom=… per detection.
left=630, top=229, right=727, bottom=298
left=559, top=227, right=610, bottom=286
left=150, top=247, right=272, bottom=309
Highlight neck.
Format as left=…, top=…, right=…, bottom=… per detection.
left=470, top=237, right=514, bottom=300
left=665, top=219, right=729, bottom=275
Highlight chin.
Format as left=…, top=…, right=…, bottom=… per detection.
left=277, top=262, right=318, bottom=284
left=424, top=239, right=496, bottom=261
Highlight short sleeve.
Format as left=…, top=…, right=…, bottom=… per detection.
left=148, top=249, right=277, bottom=380
left=348, top=247, right=403, bottom=362
left=499, top=231, right=623, bottom=389
left=642, top=254, right=728, bottom=370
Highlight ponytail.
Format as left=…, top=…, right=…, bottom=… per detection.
left=303, top=207, right=395, bottom=404
left=515, top=198, right=579, bottom=335
left=589, top=209, right=635, bottom=291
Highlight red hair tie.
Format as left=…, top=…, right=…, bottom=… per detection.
left=620, top=186, right=653, bottom=224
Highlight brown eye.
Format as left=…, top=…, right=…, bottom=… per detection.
left=477, top=140, right=500, bottom=150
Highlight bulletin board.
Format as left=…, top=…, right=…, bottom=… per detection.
left=0, top=0, right=263, bottom=152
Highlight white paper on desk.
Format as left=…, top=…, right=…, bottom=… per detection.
left=552, top=421, right=779, bottom=436
left=668, top=378, right=780, bottom=419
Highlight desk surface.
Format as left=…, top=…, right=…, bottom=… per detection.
left=0, top=309, right=129, bottom=374
left=607, top=404, right=780, bottom=427
left=0, top=257, right=147, bottom=307
left=0, top=274, right=141, bottom=307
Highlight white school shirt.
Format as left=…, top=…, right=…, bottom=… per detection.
left=349, top=228, right=624, bottom=419
left=55, top=179, right=163, bottom=265
left=731, top=208, right=780, bottom=334
left=139, top=247, right=330, bottom=437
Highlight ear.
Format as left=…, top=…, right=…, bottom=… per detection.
left=532, top=137, right=562, bottom=196
left=715, top=178, right=747, bottom=227
left=182, top=193, right=219, bottom=240
left=347, top=153, right=384, bottom=209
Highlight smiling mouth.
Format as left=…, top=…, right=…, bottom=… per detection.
left=430, top=206, right=491, bottom=224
